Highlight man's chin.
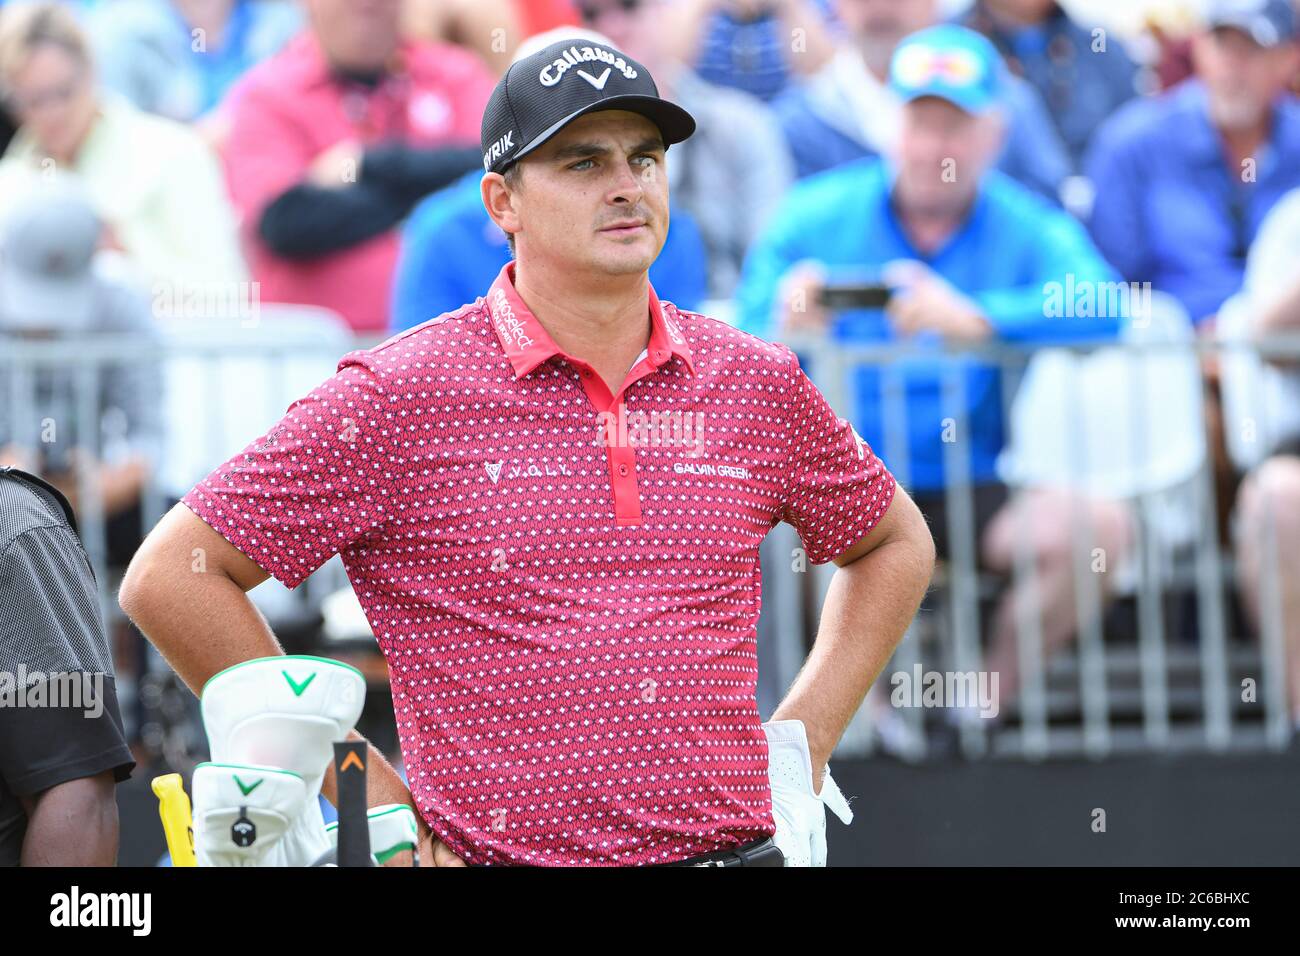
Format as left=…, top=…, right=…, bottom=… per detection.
left=1209, top=96, right=1268, bottom=131
left=589, top=242, right=661, bottom=277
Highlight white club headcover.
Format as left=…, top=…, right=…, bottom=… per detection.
left=191, top=763, right=312, bottom=867
left=763, top=718, right=854, bottom=867
left=324, top=804, right=419, bottom=865
left=199, top=656, right=366, bottom=867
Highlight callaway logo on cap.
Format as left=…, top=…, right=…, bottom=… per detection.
left=479, top=37, right=696, bottom=175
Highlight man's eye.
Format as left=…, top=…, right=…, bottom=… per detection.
left=571, top=159, right=595, bottom=170
left=636, top=155, right=659, bottom=166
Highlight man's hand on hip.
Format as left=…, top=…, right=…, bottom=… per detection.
left=763, top=718, right=854, bottom=866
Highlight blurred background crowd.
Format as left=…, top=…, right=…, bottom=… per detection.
left=2, top=0, right=1299, bottom=825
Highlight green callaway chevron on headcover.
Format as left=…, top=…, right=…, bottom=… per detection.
left=198, top=656, right=366, bottom=867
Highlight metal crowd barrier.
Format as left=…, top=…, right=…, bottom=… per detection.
left=756, top=316, right=1300, bottom=761
left=5, top=315, right=1298, bottom=762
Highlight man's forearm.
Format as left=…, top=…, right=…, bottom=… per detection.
left=121, top=566, right=285, bottom=697
left=770, top=532, right=932, bottom=783
left=122, top=557, right=429, bottom=853
left=21, top=772, right=120, bottom=866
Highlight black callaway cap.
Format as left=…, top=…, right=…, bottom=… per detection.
left=480, top=38, right=697, bottom=175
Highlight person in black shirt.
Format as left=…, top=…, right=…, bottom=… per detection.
left=0, top=466, right=134, bottom=865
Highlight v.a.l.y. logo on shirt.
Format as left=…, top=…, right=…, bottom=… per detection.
left=484, top=460, right=572, bottom=482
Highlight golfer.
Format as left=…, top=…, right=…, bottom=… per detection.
left=120, top=37, right=935, bottom=866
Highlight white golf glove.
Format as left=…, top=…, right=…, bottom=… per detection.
left=763, top=718, right=854, bottom=867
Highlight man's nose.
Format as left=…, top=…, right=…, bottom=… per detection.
left=607, top=158, right=647, bottom=203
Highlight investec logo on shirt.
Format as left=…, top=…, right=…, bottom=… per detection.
left=489, top=288, right=533, bottom=350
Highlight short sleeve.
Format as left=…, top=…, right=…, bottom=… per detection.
left=778, top=349, right=897, bottom=564
left=180, top=355, right=402, bottom=589
left=0, top=522, right=134, bottom=795
left=0, top=676, right=135, bottom=797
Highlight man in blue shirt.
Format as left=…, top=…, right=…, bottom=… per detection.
left=390, top=168, right=709, bottom=332
left=959, top=0, right=1139, bottom=170
left=1086, top=0, right=1300, bottom=328
left=88, top=0, right=302, bottom=123
left=737, top=24, right=1131, bottom=720
left=770, top=0, right=1072, bottom=202
left=677, top=0, right=838, bottom=102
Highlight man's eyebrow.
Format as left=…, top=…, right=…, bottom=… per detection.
left=549, top=137, right=667, bottom=162
left=549, top=141, right=608, bottom=161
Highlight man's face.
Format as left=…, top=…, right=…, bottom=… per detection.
left=306, top=0, right=401, bottom=73
left=491, top=110, right=669, bottom=280
left=1193, top=27, right=1299, bottom=131
left=835, top=0, right=935, bottom=50
left=5, top=44, right=97, bottom=160
left=893, top=96, right=1002, bottom=214
left=983, top=0, right=1057, bottom=24
left=578, top=0, right=655, bottom=61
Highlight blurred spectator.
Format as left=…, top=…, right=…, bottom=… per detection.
left=578, top=2, right=794, bottom=296
left=1143, top=3, right=1199, bottom=91
left=1086, top=0, right=1300, bottom=328
left=770, top=0, right=1072, bottom=202
left=0, top=99, right=13, bottom=151
left=390, top=168, right=708, bottom=331
left=958, top=0, right=1140, bottom=170
left=515, top=0, right=582, bottom=36
left=402, top=0, right=589, bottom=75
left=400, top=0, right=522, bottom=74
left=1220, top=185, right=1300, bottom=728
left=222, top=0, right=494, bottom=332
left=737, top=24, right=1128, bottom=716
left=0, top=183, right=162, bottom=572
left=664, top=0, right=838, bottom=101
left=0, top=1, right=247, bottom=294
left=85, top=0, right=302, bottom=129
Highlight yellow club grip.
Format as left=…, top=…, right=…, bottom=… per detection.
left=151, top=773, right=197, bottom=868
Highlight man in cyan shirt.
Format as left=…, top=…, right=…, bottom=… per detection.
left=737, top=24, right=1129, bottom=722
left=121, top=37, right=935, bottom=866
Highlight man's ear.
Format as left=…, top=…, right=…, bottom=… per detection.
left=481, top=171, right=521, bottom=245
left=976, top=108, right=1007, bottom=169
left=1277, top=44, right=1300, bottom=87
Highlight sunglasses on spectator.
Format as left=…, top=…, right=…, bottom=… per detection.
left=893, top=47, right=984, bottom=87
left=578, top=0, right=643, bottom=20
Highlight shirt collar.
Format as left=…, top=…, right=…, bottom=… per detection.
left=878, top=158, right=991, bottom=259
left=484, top=260, right=696, bottom=380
